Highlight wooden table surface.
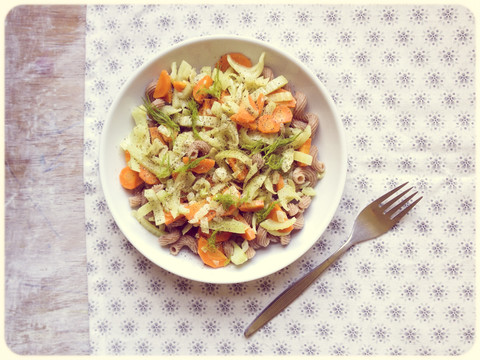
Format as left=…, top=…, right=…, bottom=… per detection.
left=4, top=5, right=90, bottom=355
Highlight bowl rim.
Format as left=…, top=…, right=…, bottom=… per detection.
left=99, top=34, right=347, bottom=283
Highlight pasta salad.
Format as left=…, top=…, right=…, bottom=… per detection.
left=119, top=52, right=325, bottom=268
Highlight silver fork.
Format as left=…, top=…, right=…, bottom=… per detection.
left=244, top=182, right=422, bottom=338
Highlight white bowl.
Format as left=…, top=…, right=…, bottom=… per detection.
left=100, top=35, right=347, bottom=284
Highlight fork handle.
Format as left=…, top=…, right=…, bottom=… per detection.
left=244, top=240, right=352, bottom=338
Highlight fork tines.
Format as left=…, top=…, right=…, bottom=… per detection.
left=375, top=182, right=422, bottom=220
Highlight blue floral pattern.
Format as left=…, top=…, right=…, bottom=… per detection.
left=84, top=4, right=475, bottom=355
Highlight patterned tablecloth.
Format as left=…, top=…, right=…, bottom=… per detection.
left=83, top=4, right=476, bottom=356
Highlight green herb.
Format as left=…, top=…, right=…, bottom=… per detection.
left=255, top=200, right=279, bottom=223
left=213, top=193, right=238, bottom=210
left=241, top=131, right=301, bottom=169
left=207, top=230, right=219, bottom=249
left=143, top=97, right=180, bottom=133
left=187, top=98, right=201, bottom=139
left=201, top=66, right=222, bottom=99
left=172, top=154, right=209, bottom=174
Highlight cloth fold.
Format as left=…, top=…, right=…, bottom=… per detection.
left=84, top=4, right=475, bottom=355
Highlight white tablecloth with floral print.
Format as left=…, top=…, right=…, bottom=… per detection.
left=83, top=4, right=476, bottom=356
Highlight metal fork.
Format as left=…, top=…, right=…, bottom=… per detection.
left=244, top=182, right=422, bottom=337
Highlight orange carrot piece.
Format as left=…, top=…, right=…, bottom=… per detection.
left=275, top=173, right=285, bottom=192
left=267, top=203, right=287, bottom=222
left=149, top=127, right=166, bottom=144
left=199, top=98, right=215, bottom=115
left=197, top=237, right=229, bottom=268
left=227, top=158, right=248, bottom=181
left=139, top=165, right=160, bottom=185
left=297, top=138, right=312, bottom=167
left=119, top=166, right=144, bottom=190
left=215, top=231, right=232, bottom=243
left=216, top=52, right=252, bottom=72
left=185, top=200, right=207, bottom=221
left=182, top=157, right=216, bottom=174
left=298, top=138, right=312, bottom=154
left=193, top=75, right=213, bottom=103
left=153, top=70, right=171, bottom=99
left=239, top=199, right=265, bottom=212
left=164, top=212, right=184, bottom=225
left=272, top=104, right=293, bottom=124
left=271, top=89, right=297, bottom=108
left=278, top=224, right=294, bottom=233
left=125, top=150, right=131, bottom=163
left=230, top=107, right=256, bottom=126
left=256, top=93, right=265, bottom=114
left=257, top=114, right=280, bottom=133
left=173, top=80, right=187, bottom=92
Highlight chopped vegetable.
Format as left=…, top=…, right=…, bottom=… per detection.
left=119, top=166, right=144, bottom=189
left=153, top=70, right=171, bottom=99
left=193, top=75, right=213, bottom=103
left=198, top=237, right=229, bottom=268
left=217, top=52, right=252, bottom=72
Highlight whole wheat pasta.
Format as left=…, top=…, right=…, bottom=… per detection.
left=129, top=193, right=144, bottom=208
left=291, top=118, right=308, bottom=130
left=145, top=79, right=157, bottom=101
left=293, top=91, right=307, bottom=119
left=169, top=235, right=197, bottom=255
left=245, top=245, right=256, bottom=259
left=187, top=140, right=211, bottom=159
left=249, top=239, right=262, bottom=250
left=222, top=241, right=235, bottom=258
left=309, top=145, right=326, bottom=173
left=287, top=202, right=300, bottom=217
left=292, top=166, right=318, bottom=186
left=293, top=213, right=304, bottom=230
left=280, top=234, right=291, bottom=246
left=251, top=153, right=265, bottom=169
left=262, top=66, right=275, bottom=81
left=256, top=226, right=270, bottom=247
left=158, top=229, right=181, bottom=246
left=298, top=195, right=313, bottom=211
left=268, top=235, right=280, bottom=243
left=242, top=211, right=254, bottom=227
left=303, top=112, right=319, bottom=136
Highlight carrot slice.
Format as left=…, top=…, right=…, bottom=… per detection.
left=193, top=75, right=213, bottom=103
left=173, top=80, right=187, bottom=92
left=119, top=166, right=144, bottom=190
left=182, top=157, right=216, bottom=174
left=149, top=127, right=166, bottom=144
left=230, top=107, right=256, bottom=126
left=216, top=53, right=252, bottom=72
left=139, top=165, right=160, bottom=185
left=125, top=150, right=131, bottom=163
left=272, top=104, right=293, bottom=124
left=257, top=114, right=280, bottom=133
left=164, top=212, right=184, bottom=225
left=197, top=237, right=229, bottom=268
left=267, top=203, right=288, bottom=222
left=297, top=138, right=312, bottom=167
left=185, top=200, right=207, bottom=221
left=239, top=199, right=265, bottom=212
left=153, top=70, right=171, bottom=99
left=215, top=231, right=232, bottom=243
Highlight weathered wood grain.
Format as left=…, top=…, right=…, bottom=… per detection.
left=4, top=5, right=90, bottom=355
